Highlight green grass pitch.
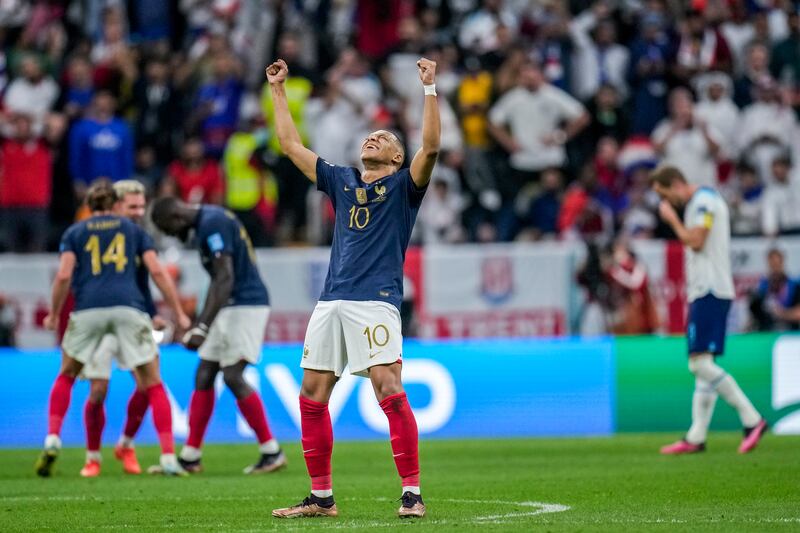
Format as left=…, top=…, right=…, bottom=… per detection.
left=2, top=434, right=798, bottom=531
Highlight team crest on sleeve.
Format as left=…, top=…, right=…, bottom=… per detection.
left=480, top=256, right=514, bottom=305
left=356, top=188, right=368, bottom=205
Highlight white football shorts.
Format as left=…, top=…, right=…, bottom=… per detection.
left=63, top=306, right=157, bottom=372
left=198, top=306, right=270, bottom=368
left=301, top=300, right=403, bottom=377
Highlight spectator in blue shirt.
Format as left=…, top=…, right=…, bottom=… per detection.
left=192, top=54, right=243, bottom=159
left=68, top=91, right=134, bottom=197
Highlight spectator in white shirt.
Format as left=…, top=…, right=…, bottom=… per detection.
left=694, top=71, right=740, bottom=161
left=725, top=163, right=764, bottom=236
left=652, top=87, right=721, bottom=187
left=762, top=154, right=800, bottom=236
left=569, top=5, right=630, bottom=101
left=459, top=0, right=519, bottom=54
left=3, top=55, right=58, bottom=135
left=488, top=62, right=589, bottom=192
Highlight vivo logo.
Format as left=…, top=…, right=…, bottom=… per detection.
left=772, top=336, right=800, bottom=435
left=168, top=359, right=456, bottom=438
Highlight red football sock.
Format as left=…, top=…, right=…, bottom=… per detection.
left=147, top=383, right=174, bottom=454
left=299, top=395, right=333, bottom=491
left=186, top=388, right=215, bottom=449
left=84, top=399, right=105, bottom=452
left=123, top=389, right=149, bottom=439
left=47, top=373, right=76, bottom=435
left=236, top=391, right=274, bottom=445
left=380, top=392, right=420, bottom=488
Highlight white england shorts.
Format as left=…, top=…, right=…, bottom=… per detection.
left=62, top=307, right=157, bottom=372
left=198, top=306, right=270, bottom=368
left=301, top=300, right=403, bottom=377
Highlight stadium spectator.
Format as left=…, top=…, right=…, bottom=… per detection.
left=59, top=55, right=95, bottom=120
left=762, top=154, right=800, bottom=236
left=417, top=178, right=465, bottom=245
left=558, top=164, right=613, bottom=244
left=517, top=167, right=563, bottom=241
left=459, top=0, right=518, bottom=55
left=488, top=61, right=589, bottom=188
left=726, top=164, right=764, bottom=237
left=530, top=5, right=572, bottom=92
left=134, top=58, right=180, bottom=166
left=628, top=12, right=671, bottom=135
left=3, top=54, right=58, bottom=134
left=569, top=3, right=629, bottom=101
left=652, top=87, right=721, bottom=188
left=694, top=72, right=739, bottom=174
left=749, top=248, right=800, bottom=331
left=673, top=8, right=733, bottom=85
left=770, top=9, right=800, bottom=95
left=161, top=137, right=223, bottom=205
left=68, top=91, right=134, bottom=196
left=0, top=113, right=59, bottom=253
left=605, top=239, right=658, bottom=335
left=458, top=55, right=495, bottom=199
left=192, top=52, right=243, bottom=159
left=734, top=43, right=773, bottom=108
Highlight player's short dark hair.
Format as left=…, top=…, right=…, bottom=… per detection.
left=649, top=166, right=686, bottom=188
left=387, top=130, right=406, bottom=164
left=150, top=196, right=180, bottom=227
left=86, top=180, right=117, bottom=212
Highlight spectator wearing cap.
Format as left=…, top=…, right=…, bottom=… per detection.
left=762, top=154, right=800, bottom=236
left=488, top=62, right=589, bottom=192
left=569, top=2, right=629, bottom=102
left=652, top=87, right=722, bottom=188
left=0, top=113, right=60, bottom=252
left=628, top=11, right=672, bottom=134
left=68, top=91, right=134, bottom=194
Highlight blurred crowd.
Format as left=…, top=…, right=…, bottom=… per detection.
left=2, top=0, right=800, bottom=253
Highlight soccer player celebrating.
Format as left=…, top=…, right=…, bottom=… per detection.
left=77, top=180, right=191, bottom=477
left=651, top=166, right=768, bottom=454
left=36, top=182, right=184, bottom=477
left=266, top=56, right=439, bottom=519
left=150, top=197, right=284, bottom=474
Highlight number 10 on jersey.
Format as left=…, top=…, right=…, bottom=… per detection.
left=348, top=206, right=370, bottom=229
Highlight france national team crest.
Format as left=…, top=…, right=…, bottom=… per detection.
left=480, top=256, right=514, bottom=305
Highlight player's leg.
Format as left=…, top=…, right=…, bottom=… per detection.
left=36, top=352, right=84, bottom=477
left=222, top=360, right=285, bottom=474
left=114, top=368, right=149, bottom=475
left=178, top=359, right=219, bottom=472
left=273, top=302, right=343, bottom=519
left=80, top=379, right=108, bottom=477
left=370, top=363, right=424, bottom=518
left=272, top=369, right=339, bottom=518
left=688, top=354, right=767, bottom=453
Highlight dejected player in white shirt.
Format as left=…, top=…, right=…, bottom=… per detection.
left=651, top=166, right=768, bottom=455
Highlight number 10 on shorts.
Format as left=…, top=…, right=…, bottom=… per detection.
left=363, top=324, right=390, bottom=350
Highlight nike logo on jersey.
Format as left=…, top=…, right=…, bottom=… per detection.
left=344, top=185, right=351, bottom=191
left=369, top=351, right=383, bottom=359
left=302, top=449, right=315, bottom=454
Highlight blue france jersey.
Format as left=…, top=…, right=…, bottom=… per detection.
left=316, top=157, right=427, bottom=309
left=195, top=205, right=269, bottom=306
left=137, top=261, right=157, bottom=317
left=59, top=215, right=154, bottom=312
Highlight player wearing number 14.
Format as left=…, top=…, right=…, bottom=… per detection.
left=266, top=55, right=440, bottom=519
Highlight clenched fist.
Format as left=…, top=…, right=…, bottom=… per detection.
left=417, top=57, right=436, bottom=85
left=266, top=59, right=289, bottom=85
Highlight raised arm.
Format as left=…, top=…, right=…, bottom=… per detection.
left=409, top=58, right=441, bottom=188
left=266, top=59, right=319, bottom=182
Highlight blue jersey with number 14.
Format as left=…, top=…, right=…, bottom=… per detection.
left=59, top=215, right=155, bottom=312
left=316, top=157, right=427, bottom=310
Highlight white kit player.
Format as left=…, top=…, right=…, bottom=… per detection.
left=651, top=166, right=768, bottom=455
